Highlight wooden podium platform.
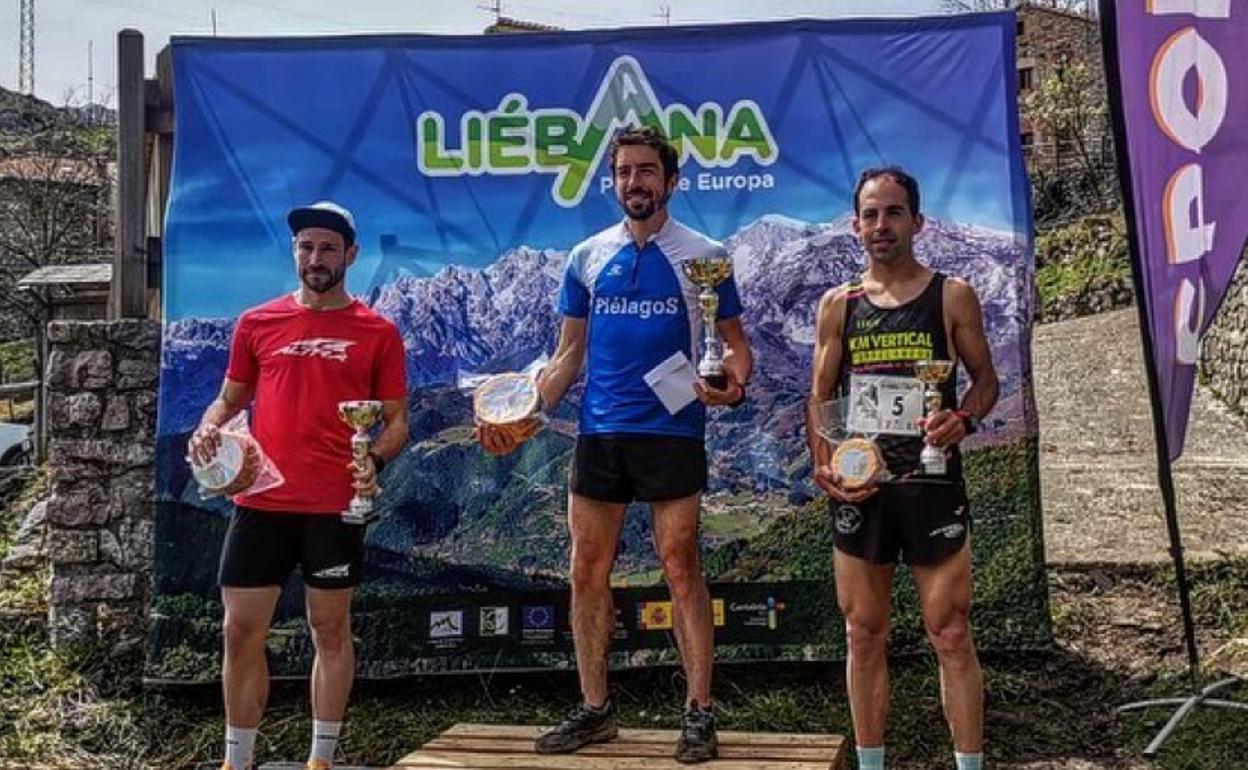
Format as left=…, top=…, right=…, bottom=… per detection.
left=385, top=723, right=846, bottom=769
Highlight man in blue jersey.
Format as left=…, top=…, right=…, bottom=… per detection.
left=479, top=125, right=752, bottom=763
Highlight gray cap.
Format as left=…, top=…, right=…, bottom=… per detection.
left=287, top=200, right=356, bottom=247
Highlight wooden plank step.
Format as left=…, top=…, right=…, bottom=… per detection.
left=440, top=723, right=843, bottom=746
left=421, top=737, right=832, bottom=760
left=389, top=723, right=845, bottom=770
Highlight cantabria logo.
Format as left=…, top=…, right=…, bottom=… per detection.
left=415, top=56, right=779, bottom=207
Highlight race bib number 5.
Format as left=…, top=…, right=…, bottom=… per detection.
left=847, top=374, right=924, bottom=436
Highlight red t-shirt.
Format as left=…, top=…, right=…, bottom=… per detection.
left=225, top=294, right=407, bottom=514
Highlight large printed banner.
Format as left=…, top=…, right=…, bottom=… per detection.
left=151, top=15, right=1047, bottom=681
left=1102, top=2, right=1247, bottom=460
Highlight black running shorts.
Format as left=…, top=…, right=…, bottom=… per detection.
left=218, top=506, right=366, bottom=590
left=830, top=479, right=970, bottom=566
left=571, top=434, right=707, bottom=504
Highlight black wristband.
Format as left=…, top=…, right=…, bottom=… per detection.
left=727, top=385, right=747, bottom=409
left=956, top=410, right=979, bottom=435
left=368, top=450, right=387, bottom=473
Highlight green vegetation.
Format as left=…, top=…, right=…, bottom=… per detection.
left=1035, top=215, right=1133, bottom=322
left=0, top=340, right=35, bottom=423
left=3, top=465, right=1248, bottom=767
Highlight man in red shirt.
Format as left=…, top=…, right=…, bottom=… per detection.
left=188, top=201, right=409, bottom=770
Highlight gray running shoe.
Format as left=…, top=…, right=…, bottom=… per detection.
left=534, top=699, right=618, bottom=754
left=675, top=701, right=718, bottom=764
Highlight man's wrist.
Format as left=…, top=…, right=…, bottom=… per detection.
left=727, top=382, right=747, bottom=409
left=955, top=410, right=979, bottom=435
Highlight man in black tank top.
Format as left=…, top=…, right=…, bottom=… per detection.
left=807, top=168, right=999, bottom=770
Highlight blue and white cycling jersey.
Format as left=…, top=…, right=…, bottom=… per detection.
left=558, top=217, right=743, bottom=438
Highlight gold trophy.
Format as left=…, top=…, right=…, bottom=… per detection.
left=338, top=399, right=384, bottom=525
left=914, top=360, right=955, bottom=476
left=680, top=256, right=734, bottom=390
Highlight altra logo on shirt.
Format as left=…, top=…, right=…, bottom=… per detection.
left=273, top=338, right=356, bottom=362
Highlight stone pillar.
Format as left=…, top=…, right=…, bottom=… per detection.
left=43, top=319, right=159, bottom=650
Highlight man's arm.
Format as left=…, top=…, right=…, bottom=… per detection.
left=925, top=278, right=999, bottom=448
left=806, top=286, right=876, bottom=502
left=807, top=288, right=845, bottom=471
left=537, top=316, right=588, bottom=411
left=188, top=379, right=254, bottom=465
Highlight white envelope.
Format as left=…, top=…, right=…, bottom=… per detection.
left=643, top=351, right=700, bottom=415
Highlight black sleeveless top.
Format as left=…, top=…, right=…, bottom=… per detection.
left=836, top=272, right=961, bottom=479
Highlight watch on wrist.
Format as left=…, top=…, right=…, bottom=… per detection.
left=955, top=410, right=979, bottom=435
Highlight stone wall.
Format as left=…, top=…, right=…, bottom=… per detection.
left=43, top=319, right=159, bottom=650
left=1202, top=251, right=1248, bottom=422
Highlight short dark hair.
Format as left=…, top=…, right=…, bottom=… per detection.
left=853, top=166, right=921, bottom=217
left=609, top=125, right=679, bottom=181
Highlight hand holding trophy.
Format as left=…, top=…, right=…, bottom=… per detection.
left=914, top=359, right=955, bottom=476
left=815, top=397, right=888, bottom=493
left=474, top=372, right=544, bottom=455
left=338, top=400, right=384, bottom=525
left=680, top=256, right=734, bottom=390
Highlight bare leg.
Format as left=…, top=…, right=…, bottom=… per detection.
left=913, top=541, right=983, bottom=753
left=221, top=586, right=281, bottom=728
left=305, top=586, right=356, bottom=721
left=833, top=549, right=895, bottom=748
left=568, top=492, right=627, bottom=707
left=651, top=492, right=713, bottom=706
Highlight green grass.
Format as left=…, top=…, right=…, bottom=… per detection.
left=4, top=465, right=1247, bottom=768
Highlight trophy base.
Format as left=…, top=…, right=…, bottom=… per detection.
left=702, top=373, right=728, bottom=391
left=920, top=445, right=947, bottom=476
left=341, top=499, right=378, bottom=526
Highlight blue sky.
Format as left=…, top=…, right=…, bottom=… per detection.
left=5, top=1, right=947, bottom=104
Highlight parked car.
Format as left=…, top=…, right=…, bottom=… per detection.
left=0, top=422, right=32, bottom=467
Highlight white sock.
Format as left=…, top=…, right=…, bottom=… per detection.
left=858, top=745, right=885, bottom=770
left=308, top=719, right=342, bottom=767
left=955, top=751, right=983, bottom=770
left=224, top=724, right=257, bottom=770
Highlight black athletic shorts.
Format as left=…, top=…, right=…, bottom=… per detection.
left=218, top=506, right=366, bottom=590
left=830, top=479, right=970, bottom=566
left=571, top=434, right=707, bottom=504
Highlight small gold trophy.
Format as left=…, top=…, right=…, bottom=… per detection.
left=338, top=399, right=384, bottom=525
left=680, top=256, right=734, bottom=390
left=914, top=360, right=955, bottom=476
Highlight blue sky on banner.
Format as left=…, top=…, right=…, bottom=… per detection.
left=164, top=15, right=1026, bottom=319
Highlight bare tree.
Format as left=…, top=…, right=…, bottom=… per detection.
left=941, top=0, right=1093, bottom=13
left=0, top=112, right=112, bottom=339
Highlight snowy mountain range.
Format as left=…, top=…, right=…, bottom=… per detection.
left=160, top=214, right=1032, bottom=466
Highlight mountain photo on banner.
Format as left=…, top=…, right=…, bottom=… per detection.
left=152, top=15, right=1046, bottom=680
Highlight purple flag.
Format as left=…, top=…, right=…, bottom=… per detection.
left=1102, top=1, right=1248, bottom=460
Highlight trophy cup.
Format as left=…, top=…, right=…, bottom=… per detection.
left=914, top=359, right=955, bottom=476
left=816, top=398, right=885, bottom=490
left=680, top=256, right=734, bottom=390
left=338, top=400, right=384, bottom=525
